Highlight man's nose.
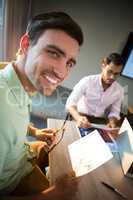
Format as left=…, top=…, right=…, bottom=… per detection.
left=53, top=60, right=69, bottom=79
left=110, top=73, right=115, bottom=80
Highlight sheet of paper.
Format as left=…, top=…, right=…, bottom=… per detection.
left=91, top=123, right=120, bottom=131
left=116, top=118, right=133, bottom=177
left=107, top=142, right=118, bottom=152
left=68, top=130, right=113, bottom=177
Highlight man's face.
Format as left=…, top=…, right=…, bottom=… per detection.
left=24, top=29, right=80, bottom=96
left=101, top=62, right=122, bottom=86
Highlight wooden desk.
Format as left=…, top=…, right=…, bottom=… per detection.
left=128, top=106, right=133, bottom=114
left=48, top=118, right=133, bottom=200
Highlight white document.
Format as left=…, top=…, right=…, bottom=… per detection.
left=107, top=142, right=118, bottom=152
left=91, top=123, right=120, bottom=131
left=68, top=130, right=113, bottom=177
left=116, top=118, right=133, bottom=178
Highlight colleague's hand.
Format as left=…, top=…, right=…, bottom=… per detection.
left=105, top=124, right=119, bottom=140
left=77, top=116, right=91, bottom=128
left=107, top=122, right=117, bottom=129
left=107, top=116, right=120, bottom=140
left=107, top=117, right=121, bottom=128
left=108, top=130, right=119, bottom=140
left=35, top=128, right=56, bottom=146
left=106, top=121, right=120, bottom=140
left=42, top=171, right=78, bottom=200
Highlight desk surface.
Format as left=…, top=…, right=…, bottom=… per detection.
left=48, top=118, right=133, bottom=200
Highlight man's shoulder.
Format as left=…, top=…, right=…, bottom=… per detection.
left=0, top=71, right=7, bottom=91
left=114, top=81, right=123, bottom=89
left=75, top=74, right=100, bottom=89
left=0, top=64, right=13, bottom=99
left=114, top=81, right=124, bottom=94
left=0, top=62, right=12, bottom=80
left=80, top=74, right=99, bottom=82
left=0, top=62, right=16, bottom=89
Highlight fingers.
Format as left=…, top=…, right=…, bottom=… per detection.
left=109, top=130, right=119, bottom=140
left=107, top=123, right=116, bottom=128
left=36, top=129, right=56, bottom=144
left=35, top=141, right=50, bottom=153
left=45, top=133, right=55, bottom=138
left=77, top=116, right=91, bottom=128
left=41, top=128, right=57, bottom=133
left=30, top=141, right=49, bottom=152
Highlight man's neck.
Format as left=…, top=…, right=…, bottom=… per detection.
left=12, top=61, right=37, bottom=94
left=101, top=79, right=112, bottom=91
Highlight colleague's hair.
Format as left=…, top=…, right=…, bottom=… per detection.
left=103, top=53, right=123, bottom=66
left=26, top=11, right=83, bottom=46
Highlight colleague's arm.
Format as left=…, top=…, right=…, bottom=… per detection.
left=108, top=87, right=124, bottom=128
left=68, top=105, right=91, bottom=128
left=66, top=77, right=91, bottom=128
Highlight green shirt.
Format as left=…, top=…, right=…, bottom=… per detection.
left=0, top=63, right=33, bottom=194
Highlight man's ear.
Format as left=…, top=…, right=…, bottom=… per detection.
left=19, top=34, right=29, bottom=54
left=101, top=61, right=106, bottom=69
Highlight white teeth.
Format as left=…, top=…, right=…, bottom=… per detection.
left=45, top=75, right=58, bottom=84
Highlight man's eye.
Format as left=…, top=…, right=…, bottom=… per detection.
left=107, top=70, right=113, bottom=74
left=66, top=61, right=75, bottom=69
left=48, top=50, right=59, bottom=58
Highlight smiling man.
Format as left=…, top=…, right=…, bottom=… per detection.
left=0, top=12, right=83, bottom=199
left=22, top=29, right=78, bottom=96
left=66, top=53, right=124, bottom=130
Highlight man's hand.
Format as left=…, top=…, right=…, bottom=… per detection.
left=107, top=117, right=120, bottom=140
left=106, top=123, right=119, bottom=139
left=27, top=123, right=56, bottom=146
left=42, top=171, right=78, bottom=200
left=68, top=106, right=91, bottom=128
left=107, top=117, right=119, bottom=128
left=77, top=116, right=91, bottom=128
left=36, top=128, right=56, bottom=146
left=30, top=141, right=50, bottom=153
left=107, top=129, right=119, bottom=140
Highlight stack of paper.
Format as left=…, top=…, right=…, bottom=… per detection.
left=68, top=130, right=113, bottom=177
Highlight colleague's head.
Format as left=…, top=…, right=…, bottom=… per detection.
left=17, top=11, right=83, bottom=96
left=101, top=53, right=123, bottom=86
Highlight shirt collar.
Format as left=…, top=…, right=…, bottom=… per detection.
left=98, top=74, right=116, bottom=91
left=2, top=62, right=23, bottom=87
left=98, top=74, right=104, bottom=91
left=1, top=62, right=30, bottom=105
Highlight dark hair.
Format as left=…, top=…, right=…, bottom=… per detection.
left=26, top=11, right=83, bottom=46
left=104, top=53, right=123, bottom=66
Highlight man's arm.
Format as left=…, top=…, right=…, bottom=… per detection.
left=68, top=106, right=91, bottom=128
left=66, top=77, right=91, bottom=128
left=1, top=172, right=78, bottom=200
left=108, top=87, right=124, bottom=128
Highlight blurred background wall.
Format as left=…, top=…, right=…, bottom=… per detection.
left=31, top=0, right=133, bottom=106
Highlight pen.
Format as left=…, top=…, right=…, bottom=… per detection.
left=101, top=181, right=128, bottom=199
